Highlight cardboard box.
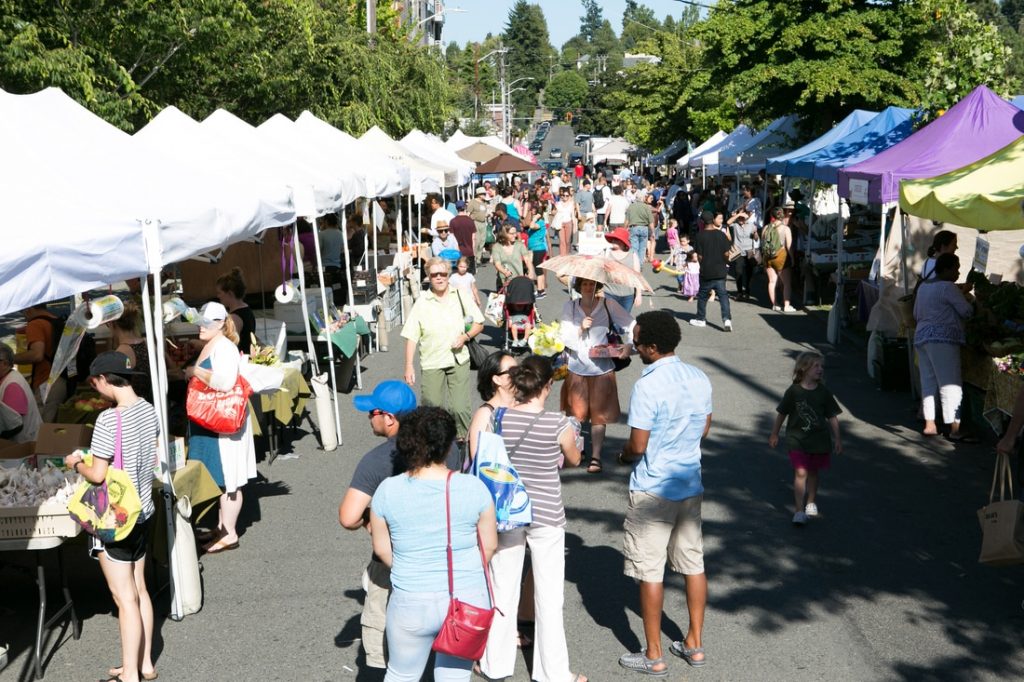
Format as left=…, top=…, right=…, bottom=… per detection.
left=0, top=422, right=94, bottom=469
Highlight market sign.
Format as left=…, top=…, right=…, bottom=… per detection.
left=848, top=179, right=869, bottom=206
left=973, top=237, right=990, bottom=273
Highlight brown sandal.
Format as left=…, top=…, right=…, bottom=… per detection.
left=586, top=457, right=603, bottom=474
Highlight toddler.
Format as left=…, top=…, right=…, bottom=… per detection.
left=768, top=352, right=843, bottom=526
left=679, top=251, right=701, bottom=300
left=448, top=257, right=480, bottom=307
left=666, top=218, right=680, bottom=254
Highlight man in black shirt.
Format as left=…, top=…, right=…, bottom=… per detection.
left=690, top=210, right=733, bottom=331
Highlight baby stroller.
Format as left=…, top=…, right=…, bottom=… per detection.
left=502, top=276, right=538, bottom=353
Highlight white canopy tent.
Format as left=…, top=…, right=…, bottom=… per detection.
left=687, top=125, right=755, bottom=175
left=360, top=125, right=446, bottom=193
left=675, top=131, right=727, bottom=169
left=401, top=130, right=475, bottom=185
left=446, top=130, right=525, bottom=158
left=592, top=138, right=634, bottom=165
left=1, top=88, right=300, bottom=622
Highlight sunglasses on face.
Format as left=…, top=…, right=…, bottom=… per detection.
left=429, top=271, right=449, bottom=278
left=368, top=409, right=386, bottom=419
left=438, top=229, right=449, bottom=233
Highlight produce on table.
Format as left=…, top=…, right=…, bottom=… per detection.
left=0, top=463, right=80, bottom=508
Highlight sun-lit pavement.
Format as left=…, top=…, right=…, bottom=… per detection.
left=3, top=262, right=1022, bottom=682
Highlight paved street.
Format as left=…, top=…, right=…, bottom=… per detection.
left=3, top=263, right=1023, bottom=682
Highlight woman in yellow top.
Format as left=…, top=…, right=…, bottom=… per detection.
left=402, top=257, right=485, bottom=439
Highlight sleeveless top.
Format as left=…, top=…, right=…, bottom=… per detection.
left=232, top=306, right=256, bottom=354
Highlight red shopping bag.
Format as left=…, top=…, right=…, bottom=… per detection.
left=186, top=375, right=253, bottom=434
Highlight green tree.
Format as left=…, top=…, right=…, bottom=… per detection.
left=621, top=0, right=660, bottom=51
left=1004, top=0, right=1024, bottom=29
left=544, top=70, right=588, bottom=117
left=580, top=0, right=604, bottom=43
left=501, top=0, right=554, bottom=122
left=591, top=20, right=623, bottom=74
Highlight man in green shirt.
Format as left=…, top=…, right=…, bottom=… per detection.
left=625, top=198, right=655, bottom=263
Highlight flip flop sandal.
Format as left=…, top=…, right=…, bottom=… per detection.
left=109, top=667, right=157, bottom=681
left=203, top=538, right=240, bottom=554
left=618, top=651, right=668, bottom=676
left=669, top=642, right=706, bottom=667
left=586, top=458, right=603, bottom=474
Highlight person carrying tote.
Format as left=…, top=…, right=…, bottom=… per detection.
left=184, top=302, right=257, bottom=554
left=64, top=352, right=160, bottom=682
left=370, top=407, right=497, bottom=682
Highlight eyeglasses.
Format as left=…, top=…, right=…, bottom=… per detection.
left=368, top=409, right=386, bottom=419
left=429, top=272, right=449, bottom=278
left=437, top=230, right=450, bottom=234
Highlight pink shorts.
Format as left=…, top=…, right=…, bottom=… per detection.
left=789, top=449, right=830, bottom=471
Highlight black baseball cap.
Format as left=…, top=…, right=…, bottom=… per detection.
left=89, top=351, right=141, bottom=377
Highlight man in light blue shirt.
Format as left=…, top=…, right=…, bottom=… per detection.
left=617, top=310, right=711, bottom=677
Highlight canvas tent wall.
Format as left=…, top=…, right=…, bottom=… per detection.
left=766, top=110, right=878, bottom=175
left=838, top=85, right=1024, bottom=204
left=675, top=131, right=726, bottom=168
left=649, top=139, right=688, bottom=166
left=401, top=130, right=474, bottom=185
left=687, top=125, right=755, bottom=175
left=718, top=115, right=803, bottom=175
left=361, top=126, right=445, bottom=193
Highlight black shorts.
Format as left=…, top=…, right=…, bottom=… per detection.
left=95, top=517, right=151, bottom=564
left=531, top=250, right=547, bottom=268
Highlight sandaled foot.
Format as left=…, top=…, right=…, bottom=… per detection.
left=571, top=674, right=589, bottom=682
left=109, top=667, right=157, bottom=681
left=195, top=527, right=224, bottom=543
left=618, top=651, right=668, bottom=676
left=516, top=631, right=533, bottom=648
left=203, top=537, right=239, bottom=554
left=586, top=457, right=603, bottom=474
left=669, top=642, right=706, bottom=667
left=922, top=429, right=939, bottom=437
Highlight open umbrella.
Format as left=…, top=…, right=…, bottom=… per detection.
left=476, top=152, right=543, bottom=174
left=539, top=254, right=653, bottom=292
left=455, top=140, right=504, bottom=163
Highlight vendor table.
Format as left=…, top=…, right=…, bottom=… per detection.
left=0, top=532, right=81, bottom=680
left=251, top=367, right=312, bottom=463
left=149, top=460, right=221, bottom=564
left=962, top=348, right=1024, bottom=433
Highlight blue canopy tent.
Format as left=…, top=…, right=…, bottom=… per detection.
left=1012, top=95, right=1024, bottom=109
left=765, top=109, right=878, bottom=175
left=649, top=138, right=688, bottom=166
left=718, top=115, right=803, bottom=175
left=784, top=106, right=917, bottom=183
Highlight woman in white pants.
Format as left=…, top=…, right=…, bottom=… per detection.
left=913, top=254, right=974, bottom=441
left=479, top=356, right=587, bottom=682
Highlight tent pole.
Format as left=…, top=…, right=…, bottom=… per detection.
left=340, top=211, right=362, bottom=390
left=309, top=215, right=343, bottom=448
left=140, top=219, right=183, bottom=620
left=804, top=182, right=816, bottom=306
left=396, top=197, right=405, bottom=324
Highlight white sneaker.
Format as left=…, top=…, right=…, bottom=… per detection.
left=792, top=511, right=808, bottom=526
left=723, top=319, right=733, bottom=332
left=772, top=305, right=782, bottom=312
left=783, top=305, right=798, bottom=313
left=689, top=319, right=706, bottom=328
left=804, top=503, right=819, bottom=517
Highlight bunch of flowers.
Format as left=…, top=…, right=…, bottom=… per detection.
left=994, top=353, right=1024, bottom=376
left=528, top=321, right=569, bottom=381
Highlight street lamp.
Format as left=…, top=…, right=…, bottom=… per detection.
left=504, top=77, right=534, bottom=145
left=410, top=6, right=466, bottom=44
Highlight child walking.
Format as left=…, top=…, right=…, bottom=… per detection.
left=680, top=250, right=701, bottom=300
left=666, top=218, right=680, bottom=254
left=448, top=256, right=481, bottom=307
left=768, top=351, right=842, bottom=526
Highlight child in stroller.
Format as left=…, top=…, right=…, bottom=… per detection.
left=502, top=275, right=537, bottom=352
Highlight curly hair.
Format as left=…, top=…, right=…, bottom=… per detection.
left=792, top=351, right=824, bottom=384
left=396, top=406, right=457, bottom=472
left=634, top=310, right=681, bottom=354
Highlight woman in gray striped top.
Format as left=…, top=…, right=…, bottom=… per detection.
left=479, top=356, right=586, bottom=682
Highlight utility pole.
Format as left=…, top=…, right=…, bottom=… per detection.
left=498, top=49, right=508, bottom=145
left=366, top=0, right=376, bottom=35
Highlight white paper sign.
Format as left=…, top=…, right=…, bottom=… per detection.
left=973, top=237, right=990, bottom=273
left=848, top=179, right=869, bottom=206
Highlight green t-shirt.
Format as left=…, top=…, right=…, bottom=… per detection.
left=625, top=201, right=653, bottom=227
left=776, top=384, right=841, bottom=453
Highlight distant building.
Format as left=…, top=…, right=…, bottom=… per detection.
left=397, top=0, right=446, bottom=46
left=622, top=53, right=662, bottom=68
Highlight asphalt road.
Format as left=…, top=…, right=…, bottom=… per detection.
left=533, top=124, right=581, bottom=172
left=3, top=259, right=1024, bottom=682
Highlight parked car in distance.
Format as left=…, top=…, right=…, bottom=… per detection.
left=574, top=134, right=591, bottom=144
left=529, top=141, right=543, bottom=153
left=541, top=160, right=563, bottom=173
left=549, top=147, right=563, bottom=158
left=568, top=152, right=584, bottom=165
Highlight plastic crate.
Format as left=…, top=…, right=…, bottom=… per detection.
left=0, top=502, right=79, bottom=540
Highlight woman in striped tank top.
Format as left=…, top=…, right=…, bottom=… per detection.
left=479, top=356, right=587, bottom=682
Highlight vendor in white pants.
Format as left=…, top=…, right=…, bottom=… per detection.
left=913, top=253, right=974, bottom=441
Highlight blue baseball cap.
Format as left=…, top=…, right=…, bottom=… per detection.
left=353, top=380, right=417, bottom=416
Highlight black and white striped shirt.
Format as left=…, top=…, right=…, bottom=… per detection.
left=90, top=400, right=160, bottom=521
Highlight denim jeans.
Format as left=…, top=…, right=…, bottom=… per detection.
left=629, top=226, right=649, bottom=260
left=604, top=292, right=635, bottom=313
left=696, top=278, right=731, bottom=322
left=385, top=587, right=487, bottom=682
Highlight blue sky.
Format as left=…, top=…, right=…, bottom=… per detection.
left=441, top=0, right=694, bottom=49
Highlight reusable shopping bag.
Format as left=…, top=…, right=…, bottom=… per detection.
left=472, top=409, right=536, bottom=533
left=978, top=452, right=1024, bottom=566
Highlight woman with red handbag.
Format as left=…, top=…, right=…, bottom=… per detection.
left=184, top=302, right=256, bottom=554
left=369, top=407, right=498, bottom=681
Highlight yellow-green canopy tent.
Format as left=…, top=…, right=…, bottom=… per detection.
left=899, top=134, right=1024, bottom=230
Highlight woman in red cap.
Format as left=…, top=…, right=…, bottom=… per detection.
left=602, top=228, right=642, bottom=313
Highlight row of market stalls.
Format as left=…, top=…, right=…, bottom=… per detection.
left=653, top=84, right=1024, bottom=437
left=0, top=86, right=504, bottom=629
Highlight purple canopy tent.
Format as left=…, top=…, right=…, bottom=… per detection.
left=838, top=85, right=1024, bottom=205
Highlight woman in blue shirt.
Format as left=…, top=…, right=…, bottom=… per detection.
left=371, top=407, right=498, bottom=681
left=526, top=200, right=551, bottom=298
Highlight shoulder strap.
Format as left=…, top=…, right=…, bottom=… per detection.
left=506, top=410, right=545, bottom=458
left=443, top=470, right=499, bottom=609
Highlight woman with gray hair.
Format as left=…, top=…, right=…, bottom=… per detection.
left=0, top=344, right=42, bottom=443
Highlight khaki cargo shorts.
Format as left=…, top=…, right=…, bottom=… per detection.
left=623, top=490, right=704, bottom=581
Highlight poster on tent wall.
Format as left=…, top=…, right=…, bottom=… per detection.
left=973, top=238, right=990, bottom=274
left=848, top=179, right=869, bottom=206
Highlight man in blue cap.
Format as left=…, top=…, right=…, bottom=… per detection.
left=337, top=380, right=460, bottom=669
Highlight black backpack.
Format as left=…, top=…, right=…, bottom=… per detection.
left=45, top=315, right=96, bottom=382
left=592, top=186, right=606, bottom=210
